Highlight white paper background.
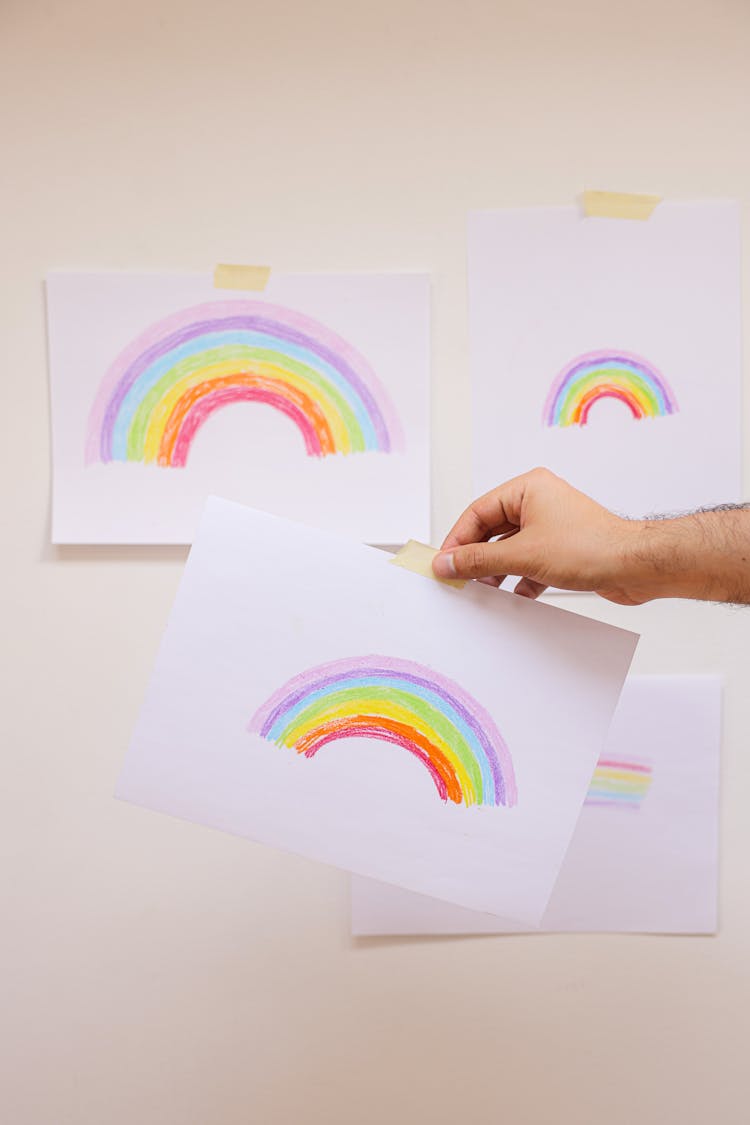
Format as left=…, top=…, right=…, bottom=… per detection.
left=470, top=203, right=742, bottom=516
left=116, top=498, right=637, bottom=925
left=47, top=270, right=430, bottom=544
left=351, top=675, right=721, bottom=935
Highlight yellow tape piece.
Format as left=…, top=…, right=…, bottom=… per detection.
left=389, top=540, right=465, bottom=588
left=213, top=263, right=271, bottom=291
left=582, top=190, right=661, bottom=221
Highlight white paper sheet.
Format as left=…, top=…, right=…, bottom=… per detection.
left=116, top=498, right=638, bottom=925
left=46, top=271, right=430, bottom=544
left=351, top=676, right=721, bottom=935
left=469, top=202, right=742, bottom=517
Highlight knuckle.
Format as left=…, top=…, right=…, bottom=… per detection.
left=530, top=465, right=553, bottom=481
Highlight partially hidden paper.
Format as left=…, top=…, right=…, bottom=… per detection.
left=351, top=676, right=721, bottom=935
left=116, top=498, right=638, bottom=925
left=469, top=202, right=742, bottom=517
left=47, top=270, right=430, bottom=545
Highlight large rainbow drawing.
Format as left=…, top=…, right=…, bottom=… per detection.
left=543, top=349, right=678, bottom=427
left=584, top=758, right=653, bottom=810
left=248, top=655, right=517, bottom=808
left=85, top=300, right=402, bottom=466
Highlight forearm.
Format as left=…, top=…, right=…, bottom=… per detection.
left=619, top=508, right=750, bottom=605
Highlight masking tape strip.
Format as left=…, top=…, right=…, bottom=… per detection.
left=582, top=190, right=661, bottom=221
left=213, top=263, right=271, bottom=291
left=389, top=540, right=465, bottom=588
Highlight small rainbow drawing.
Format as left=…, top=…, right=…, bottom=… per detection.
left=85, top=300, right=402, bottom=466
left=543, top=349, right=678, bottom=427
left=584, top=758, right=653, bottom=810
left=248, top=655, right=517, bottom=808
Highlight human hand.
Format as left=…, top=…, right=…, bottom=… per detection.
left=431, top=468, right=652, bottom=604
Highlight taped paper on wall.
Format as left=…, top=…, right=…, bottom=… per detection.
left=47, top=270, right=431, bottom=545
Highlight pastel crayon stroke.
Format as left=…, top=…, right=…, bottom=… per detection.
left=584, top=758, right=653, bottom=810
left=86, top=300, right=403, bottom=466
left=543, top=349, right=678, bottom=427
left=248, top=655, right=517, bottom=808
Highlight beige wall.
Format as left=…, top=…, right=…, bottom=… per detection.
left=3, top=1, right=750, bottom=1121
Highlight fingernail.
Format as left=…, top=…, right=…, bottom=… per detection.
left=432, top=552, right=456, bottom=579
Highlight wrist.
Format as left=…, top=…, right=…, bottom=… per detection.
left=608, top=519, right=694, bottom=603
left=616, top=517, right=713, bottom=603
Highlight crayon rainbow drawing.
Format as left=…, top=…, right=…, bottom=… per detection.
left=543, top=349, right=678, bottom=427
left=585, top=758, right=653, bottom=810
left=248, top=655, right=516, bottom=808
left=86, top=300, right=402, bottom=466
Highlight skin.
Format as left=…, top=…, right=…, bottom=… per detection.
left=431, top=467, right=750, bottom=606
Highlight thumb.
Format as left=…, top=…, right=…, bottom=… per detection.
left=433, top=538, right=527, bottom=581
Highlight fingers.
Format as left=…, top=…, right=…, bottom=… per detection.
left=434, top=470, right=556, bottom=584
left=514, top=578, right=548, bottom=599
left=433, top=537, right=526, bottom=581
left=432, top=542, right=545, bottom=595
left=471, top=528, right=517, bottom=587
left=440, top=481, right=524, bottom=550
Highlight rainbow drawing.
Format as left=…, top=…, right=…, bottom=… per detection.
left=584, top=758, right=653, bottom=810
left=248, top=655, right=516, bottom=808
left=85, top=300, right=402, bottom=466
left=543, top=349, right=678, bottom=427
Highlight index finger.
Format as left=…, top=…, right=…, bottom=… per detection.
left=441, top=477, right=526, bottom=549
